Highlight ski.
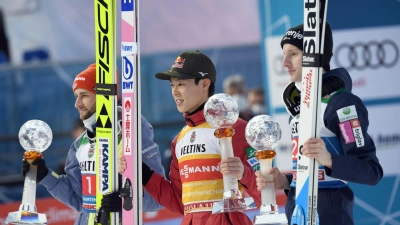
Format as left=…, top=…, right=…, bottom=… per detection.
left=120, top=0, right=142, bottom=225
left=95, top=0, right=119, bottom=224
left=291, top=1, right=328, bottom=225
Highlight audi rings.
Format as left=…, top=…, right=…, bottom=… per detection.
left=334, top=40, right=399, bottom=70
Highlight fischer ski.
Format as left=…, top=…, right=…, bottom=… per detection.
left=95, top=0, right=119, bottom=224
left=120, top=0, right=142, bottom=225
left=291, top=1, right=328, bottom=225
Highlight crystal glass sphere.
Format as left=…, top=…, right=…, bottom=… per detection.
left=245, top=115, right=281, bottom=150
left=19, top=120, right=53, bottom=152
left=204, top=93, right=239, bottom=128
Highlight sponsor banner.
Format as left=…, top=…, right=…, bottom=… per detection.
left=365, top=104, right=400, bottom=176
left=330, top=25, right=400, bottom=100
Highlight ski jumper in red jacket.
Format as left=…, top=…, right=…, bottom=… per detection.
left=144, top=108, right=261, bottom=225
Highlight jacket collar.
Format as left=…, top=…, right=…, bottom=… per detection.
left=183, top=102, right=206, bottom=127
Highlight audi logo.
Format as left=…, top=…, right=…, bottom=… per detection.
left=334, top=40, right=399, bottom=70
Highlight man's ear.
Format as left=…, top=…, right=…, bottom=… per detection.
left=202, top=79, right=211, bottom=88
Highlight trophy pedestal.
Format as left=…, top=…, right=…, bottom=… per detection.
left=212, top=189, right=256, bottom=214
left=6, top=164, right=47, bottom=224
left=212, top=197, right=257, bottom=214
left=253, top=204, right=287, bottom=225
left=253, top=214, right=288, bottom=225
left=6, top=207, right=47, bottom=225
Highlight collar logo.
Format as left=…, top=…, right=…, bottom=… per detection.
left=171, top=56, right=185, bottom=69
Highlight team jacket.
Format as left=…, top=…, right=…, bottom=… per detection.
left=283, top=68, right=383, bottom=225
left=144, top=107, right=261, bottom=225
left=39, top=115, right=165, bottom=225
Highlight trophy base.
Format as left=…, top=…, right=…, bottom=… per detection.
left=6, top=210, right=47, bottom=224
left=212, top=197, right=256, bottom=214
left=253, top=213, right=288, bottom=225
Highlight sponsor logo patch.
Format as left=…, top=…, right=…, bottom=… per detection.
left=190, top=131, right=196, bottom=143
left=245, top=147, right=259, bottom=171
left=88, top=147, right=94, bottom=158
left=247, top=157, right=259, bottom=168
left=339, top=121, right=355, bottom=144
left=337, top=105, right=358, bottom=122
left=350, top=119, right=364, bottom=147
left=172, top=56, right=185, bottom=69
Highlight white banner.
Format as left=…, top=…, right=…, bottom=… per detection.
left=366, top=104, right=400, bottom=176
left=331, top=25, right=400, bottom=100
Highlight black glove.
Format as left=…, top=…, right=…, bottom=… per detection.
left=101, top=191, right=122, bottom=212
left=21, top=158, right=49, bottom=183
left=95, top=206, right=109, bottom=225
left=142, top=162, right=154, bottom=186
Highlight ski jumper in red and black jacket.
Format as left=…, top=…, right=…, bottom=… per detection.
left=143, top=104, right=261, bottom=225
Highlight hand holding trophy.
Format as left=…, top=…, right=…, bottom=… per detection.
left=245, top=115, right=288, bottom=225
left=204, top=93, right=256, bottom=214
left=6, top=120, right=52, bottom=225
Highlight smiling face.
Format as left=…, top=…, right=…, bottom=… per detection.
left=169, top=77, right=210, bottom=113
left=282, top=43, right=303, bottom=83
left=74, top=88, right=96, bottom=120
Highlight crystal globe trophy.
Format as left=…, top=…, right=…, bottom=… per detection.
left=6, top=120, right=53, bottom=225
left=245, top=115, right=287, bottom=225
left=204, top=93, right=256, bottom=214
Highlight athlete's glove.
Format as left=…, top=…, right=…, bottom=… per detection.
left=96, top=192, right=122, bottom=225
left=101, top=191, right=122, bottom=212
left=142, top=162, right=154, bottom=186
left=21, top=158, right=49, bottom=183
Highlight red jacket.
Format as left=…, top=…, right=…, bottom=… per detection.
left=144, top=109, right=261, bottom=225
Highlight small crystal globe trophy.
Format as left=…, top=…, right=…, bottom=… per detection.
left=204, top=93, right=256, bottom=214
left=6, top=120, right=53, bottom=225
left=245, top=115, right=288, bottom=225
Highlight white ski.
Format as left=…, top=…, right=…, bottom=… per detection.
left=291, top=1, right=328, bottom=225
left=120, top=0, right=142, bottom=225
